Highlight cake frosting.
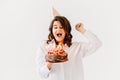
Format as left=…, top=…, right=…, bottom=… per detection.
left=45, top=43, right=68, bottom=63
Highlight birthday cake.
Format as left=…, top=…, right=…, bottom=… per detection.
left=45, top=44, right=68, bottom=63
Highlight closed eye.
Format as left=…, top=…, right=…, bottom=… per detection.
left=60, top=26, right=63, bottom=29
left=53, top=26, right=57, bottom=29
left=53, top=25, right=58, bottom=29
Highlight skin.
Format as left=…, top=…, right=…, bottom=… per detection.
left=52, top=21, right=66, bottom=45
left=47, top=7, right=87, bottom=70
left=47, top=22, right=86, bottom=70
left=75, top=22, right=86, bottom=34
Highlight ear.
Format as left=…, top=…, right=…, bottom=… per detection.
left=52, top=7, right=61, bottom=17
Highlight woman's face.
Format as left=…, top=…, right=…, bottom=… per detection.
left=52, top=21, right=66, bottom=44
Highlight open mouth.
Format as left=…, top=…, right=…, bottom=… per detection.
left=56, top=33, right=62, bottom=37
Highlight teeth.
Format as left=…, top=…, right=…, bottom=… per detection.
left=57, top=33, right=62, bottom=37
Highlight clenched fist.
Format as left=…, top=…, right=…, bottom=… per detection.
left=75, top=23, right=86, bottom=34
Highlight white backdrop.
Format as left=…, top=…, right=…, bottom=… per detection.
left=0, top=0, right=120, bottom=80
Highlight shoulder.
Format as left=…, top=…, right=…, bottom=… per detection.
left=36, top=40, right=48, bottom=54
left=39, top=40, right=48, bottom=47
left=37, top=40, right=48, bottom=52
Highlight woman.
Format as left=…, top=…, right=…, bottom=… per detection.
left=36, top=16, right=102, bottom=80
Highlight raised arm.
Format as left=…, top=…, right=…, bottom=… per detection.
left=75, top=23, right=102, bottom=57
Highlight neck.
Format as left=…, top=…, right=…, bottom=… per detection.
left=58, top=41, right=64, bottom=45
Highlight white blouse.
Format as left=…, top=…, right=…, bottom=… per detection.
left=35, top=31, right=102, bottom=80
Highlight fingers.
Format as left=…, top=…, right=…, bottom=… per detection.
left=47, top=62, right=53, bottom=65
left=76, top=23, right=83, bottom=27
left=75, top=23, right=82, bottom=30
left=46, top=62, right=53, bottom=70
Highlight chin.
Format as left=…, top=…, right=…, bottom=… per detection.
left=55, top=39, right=61, bottom=42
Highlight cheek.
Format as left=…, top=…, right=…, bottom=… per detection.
left=62, top=31, right=66, bottom=38
left=52, top=29, right=56, bottom=36
left=63, top=33, right=66, bottom=38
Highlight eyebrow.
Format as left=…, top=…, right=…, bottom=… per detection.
left=53, top=24, right=57, bottom=26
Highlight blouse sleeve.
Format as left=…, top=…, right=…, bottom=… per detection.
left=35, top=42, right=51, bottom=79
left=81, top=30, right=102, bottom=58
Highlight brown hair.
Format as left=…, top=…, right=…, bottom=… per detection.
left=46, top=16, right=72, bottom=47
